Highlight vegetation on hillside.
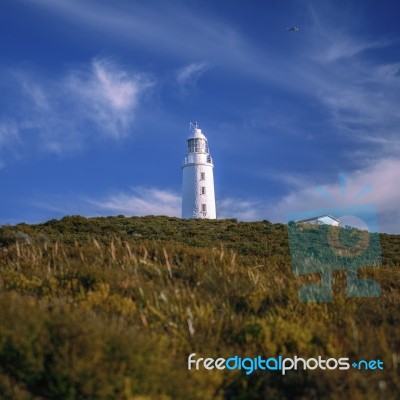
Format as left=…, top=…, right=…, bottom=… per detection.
left=0, top=216, right=399, bottom=399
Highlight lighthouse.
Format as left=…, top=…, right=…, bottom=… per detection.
left=182, top=122, right=216, bottom=219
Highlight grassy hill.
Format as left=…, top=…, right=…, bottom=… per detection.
left=0, top=216, right=399, bottom=399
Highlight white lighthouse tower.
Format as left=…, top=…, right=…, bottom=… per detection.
left=182, top=122, right=216, bottom=219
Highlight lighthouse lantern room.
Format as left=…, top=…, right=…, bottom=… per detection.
left=182, top=122, right=216, bottom=219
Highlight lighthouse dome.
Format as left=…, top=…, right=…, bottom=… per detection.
left=186, top=125, right=209, bottom=155
left=191, top=128, right=206, bottom=139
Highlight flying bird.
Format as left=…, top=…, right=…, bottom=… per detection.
left=287, top=26, right=299, bottom=32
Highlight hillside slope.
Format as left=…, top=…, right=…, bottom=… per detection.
left=0, top=216, right=399, bottom=399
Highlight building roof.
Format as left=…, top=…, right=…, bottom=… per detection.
left=188, top=128, right=206, bottom=140
left=295, top=215, right=340, bottom=223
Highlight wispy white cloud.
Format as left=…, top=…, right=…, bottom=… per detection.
left=25, top=0, right=299, bottom=90
left=89, top=188, right=270, bottom=221
left=176, top=62, right=209, bottom=88
left=32, top=185, right=271, bottom=222
left=235, top=156, right=400, bottom=232
left=0, top=58, right=153, bottom=161
left=315, top=67, right=400, bottom=166
left=16, top=75, right=50, bottom=111
left=297, top=14, right=400, bottom=164
left=318, top=37, right=390, bottom=63
left=0, top=121, right=20, bottom=166
left=217, top=197, right=267, bottom=221
left=269, top=158, right=400, bottom=233
left=26, top=0, right=235, bottom=58
left=30, top=187, right=181, bottom=220
left=87, top=187, right=181, bottom=217
left=0, top=121, right=19, bottom=147
left=66, top=58, right=153, bottom=138
left=307, top=1, right=393, bottom=62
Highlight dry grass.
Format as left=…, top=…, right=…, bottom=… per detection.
left=0, top=217, right=399, bottom=399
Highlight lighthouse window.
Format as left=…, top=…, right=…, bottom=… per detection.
left=197, top=139, right=207, bottom=153
left=188, top=138, right=207, bottom=153
left=201, top=186, right=206, bottom=195
left=200, top=172, right=205, bottom=181
left=202, top=204, right=207, bottom=212
left=188, top=139, right=195, bottom=153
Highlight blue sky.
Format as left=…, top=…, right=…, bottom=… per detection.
left=1, top=0, right=400, bottom=233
